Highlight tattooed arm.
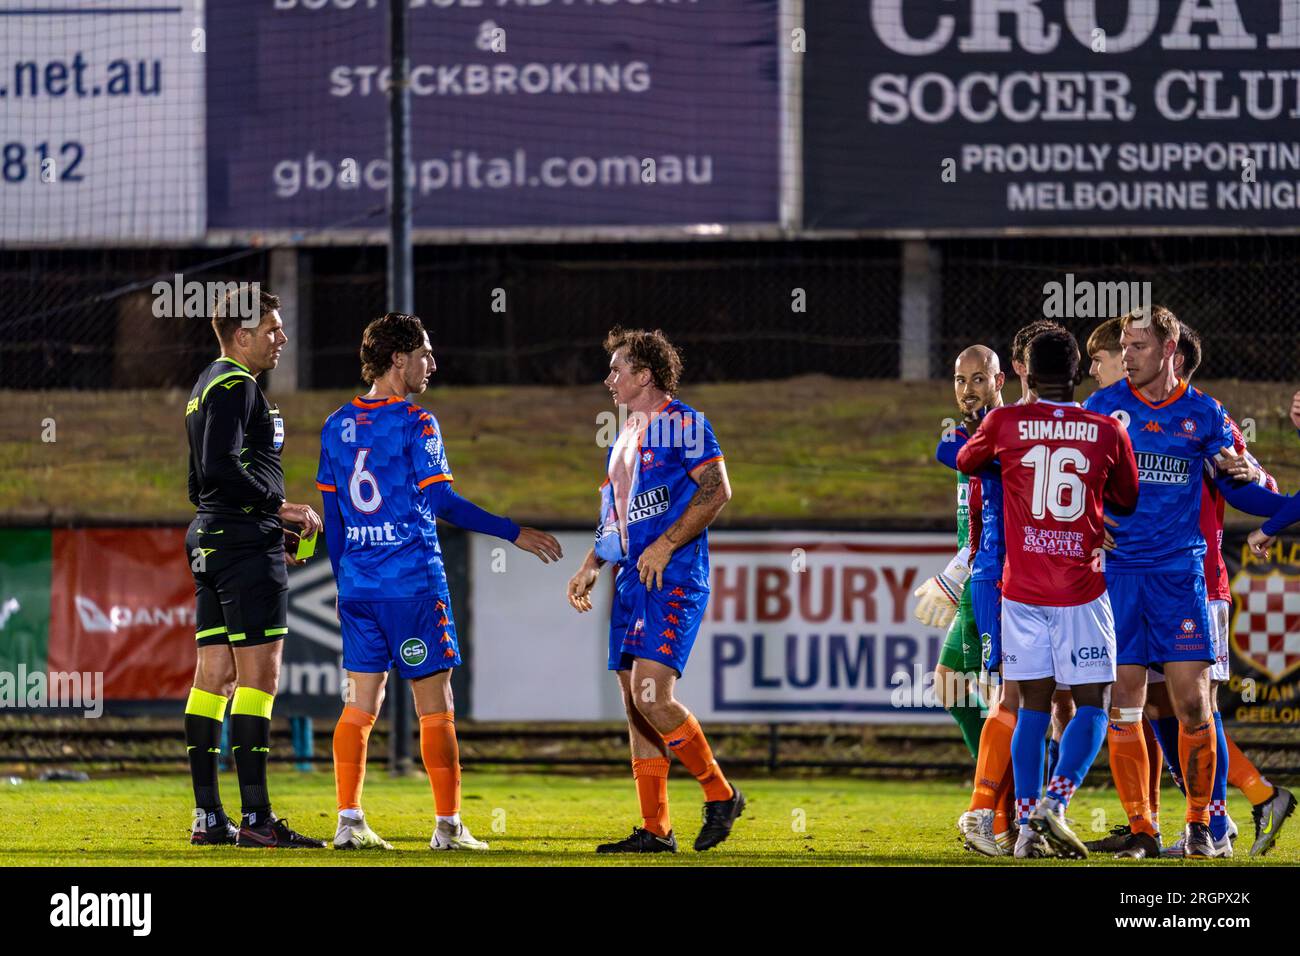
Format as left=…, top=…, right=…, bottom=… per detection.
left=636, top=459, right=732, bottom=590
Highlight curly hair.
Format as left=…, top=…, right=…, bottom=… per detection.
left=1011, top=319, right=1066, bottom=365
left=359, top=312, right=426, bottom=384
left=603, top=326, right=683, bottom=394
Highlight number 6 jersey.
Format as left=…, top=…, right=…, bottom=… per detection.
left=316, top=395, right=454, bottom=600
left=956, top=400, right=1139, bottom=607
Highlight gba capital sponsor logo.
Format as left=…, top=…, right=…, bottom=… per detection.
left=75, top=596, right=194, bottom=632
left=1070, top=645, right=1111, bottom=670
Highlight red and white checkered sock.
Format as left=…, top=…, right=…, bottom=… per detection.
left=1046, top=774, right=1078, bottom=808
left=1016, top=797, right=1037, bottom=826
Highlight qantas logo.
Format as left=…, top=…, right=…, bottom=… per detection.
left=75, top=596, right=195, bottom=633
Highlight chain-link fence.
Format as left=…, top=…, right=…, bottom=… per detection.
left=3, top=234, right=1298, bottom=390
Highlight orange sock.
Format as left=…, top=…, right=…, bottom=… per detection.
left=419, top=712, right=460, bottom=817
left=663, top=714, right=733, bottom=802
left=1179, top=721, right=1217, bottom=826
left=1107, top=721, right=1156, bottom=836
left=992, top=759, right=1016, bottom=835
left=1142, top=717, right=1162, bottom=830
left=333, top=705, right=377, bottom=812
left=1224, top=731, right=1274, bottom=805
left=632, top=757, right=671, bottom=836
left=969, top=708, right=1016, bottom=812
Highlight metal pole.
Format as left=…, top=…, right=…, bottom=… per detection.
left=387, top=0, right=414, bottom=776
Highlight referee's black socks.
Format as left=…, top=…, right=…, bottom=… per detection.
left=230, top=686, right=275, bottom=822
left=184, top=688, right=228, bottom=815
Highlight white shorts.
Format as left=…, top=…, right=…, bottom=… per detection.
left=1209, top=598, right=1231, bottom=683
left=1002, top=592, right=1117, bottom=686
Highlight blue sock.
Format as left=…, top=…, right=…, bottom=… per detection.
left=1047, top=737, right=1061, bottom=780
left=1012, top=708, right=1052, bottom=824
left=1152, top=715, right=1185, bottom=794
left=1210, top=712, right=1229, bottom=841
left=1046, top=705, right=1108, bottom=809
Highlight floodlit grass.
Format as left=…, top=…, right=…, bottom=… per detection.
left=3, top=377, right=1298, bottom=523
left=2, top=770, right=1294, bottom=867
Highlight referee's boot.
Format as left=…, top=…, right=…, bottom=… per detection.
left=190, top=808, right=238, bottom=846
left=237, top=811, right=327, bottom=848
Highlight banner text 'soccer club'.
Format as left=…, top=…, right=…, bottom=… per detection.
left=804, top=0, right=1300, bottom=230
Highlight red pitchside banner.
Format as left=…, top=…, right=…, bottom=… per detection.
left=49, top=528, right=196, bottom=700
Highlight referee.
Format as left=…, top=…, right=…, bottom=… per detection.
left=183, top=286, right=325, bottom=848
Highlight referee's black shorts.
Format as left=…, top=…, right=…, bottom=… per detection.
left=185, top=517, right=289, bottom=648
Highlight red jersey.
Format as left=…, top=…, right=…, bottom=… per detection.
left=1200, top=414, right=1276, bottom=602
left=957, top=400, right=1139, bottom=607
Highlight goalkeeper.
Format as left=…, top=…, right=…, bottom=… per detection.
left=914, top=346, right=1004, bottom=760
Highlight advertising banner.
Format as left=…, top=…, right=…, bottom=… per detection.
left=0, top=1, right=205, bottom=242
left=0, top=529, right=52, bottom=676
left=471, top=531, right=956, bottom=723
left=1220, top=528, right=1300, bottom=726
left=206, top=0, right=780, bottom=231
left=804, top=1, right=1300, bottom=231
left=48, top=528, right=196, bottom=701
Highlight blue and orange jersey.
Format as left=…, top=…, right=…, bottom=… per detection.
left=316, top=395, right=453, bottom=600
left=1083, top=379, right=1233, bottom=574
left=599, top=398, right=723, bottom=591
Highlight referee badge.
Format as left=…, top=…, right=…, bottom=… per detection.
left=270, top=407, right=285, bottom=450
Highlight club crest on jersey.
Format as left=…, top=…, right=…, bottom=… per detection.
left=1180, top=418, right=1197, bottom=436
left=1230, top=569, right=1300, bottom=681
left=628, top=485, right=670, bottom=523
left=640, top=449, right=655, bottom=467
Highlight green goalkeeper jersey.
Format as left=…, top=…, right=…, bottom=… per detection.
left=956, top=472, right=969, bottom=553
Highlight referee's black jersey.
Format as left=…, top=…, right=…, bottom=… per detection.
left=186, top=357, right=286, bottom=528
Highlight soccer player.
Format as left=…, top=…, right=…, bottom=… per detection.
left=1010, top=322, right=1080, bottom=773
left=1082, top=305, right=1293, bottom=858
left=928, top=346, right=1016, bottom=853
left=565, top=327, right=743, bottom=853
left=317, top=313, right=562, bottom=851
left=184, top=287, right=326, bottom=848
left=1083, top=316, right=1174, bottom=848
left=958, top=328, right=1140, bottom=859
left=915, top=347, right=996, bottom=763
left=1173, top=325, right=1296, bottom=857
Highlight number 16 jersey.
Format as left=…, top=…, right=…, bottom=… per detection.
left=316, top=395, right=454, bottom=601
left=956, top=400, right=1139, bottom=607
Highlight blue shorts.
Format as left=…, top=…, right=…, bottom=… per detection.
left=608, top=568, right=708, bottom=676
left=338, top=595, right=462, bottom=679
left=970, top=578, right=1002, bottom=672
left=1105, top=571, right=1212, bottom=668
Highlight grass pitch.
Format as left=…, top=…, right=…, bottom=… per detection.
left=2, top=770, right=1296, bottom=867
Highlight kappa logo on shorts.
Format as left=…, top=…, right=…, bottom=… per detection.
left=399, top=638, right=428, bottom=666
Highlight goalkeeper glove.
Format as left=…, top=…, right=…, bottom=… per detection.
left=912, top=554, right=971, bottom=629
